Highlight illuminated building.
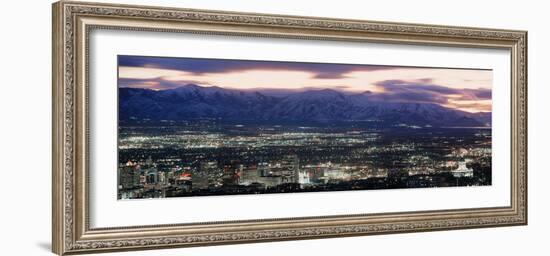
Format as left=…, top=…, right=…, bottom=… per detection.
left=451, top=161, right=474, bottom=178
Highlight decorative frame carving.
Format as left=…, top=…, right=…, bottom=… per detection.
left=52, top=1, right=527, bottom=255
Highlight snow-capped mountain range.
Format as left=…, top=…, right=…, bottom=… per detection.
left=119, top=84, right=491, bottom=127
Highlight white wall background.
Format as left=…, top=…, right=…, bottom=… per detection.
left=0, top=0, right=547, bottom=255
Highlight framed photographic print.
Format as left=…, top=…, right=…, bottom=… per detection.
left=52, top=1, right=527, bottom=255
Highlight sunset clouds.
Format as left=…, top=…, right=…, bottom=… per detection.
left=118, top=55, right=492, bottom=113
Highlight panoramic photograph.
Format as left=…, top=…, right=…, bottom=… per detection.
left=117, top=55, right=492, bottom=199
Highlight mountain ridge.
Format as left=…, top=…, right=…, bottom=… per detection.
left=119, top=84, right=491, bottom=127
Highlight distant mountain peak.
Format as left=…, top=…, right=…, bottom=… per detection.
left=172, top=83, right=201, bottom=89
left=289, top=88, right=345, bottom=100
left=309, top=88, right=341, bottom=94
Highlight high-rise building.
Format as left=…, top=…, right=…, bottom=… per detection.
left=292, top=155, right=300, bottom=183
left=239, top=165, right=260, bottom=185
left=145, top=168, right=158, bottom=184
left=158, top=171, right=166, bottom=185
left=297, top=171, right=310, bottom=187
left=119, top=166, right=138, bottom=189
left=277, top=155, right=300, bottom=183
left=258, top=162, right=270, bottom=177
left=191, top=172, right=209, bottom=190
left=451, top=161, right=474, bottom=178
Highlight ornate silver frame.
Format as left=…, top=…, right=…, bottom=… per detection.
left=52, top=1, right=527, bottom=255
